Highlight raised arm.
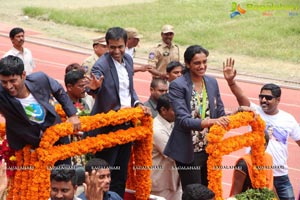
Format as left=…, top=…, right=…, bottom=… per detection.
left=83, top=170, right=104, bottom=200
left=223, top=58, right=250, bottom=107
left=134, top=64, right=153, bottom=73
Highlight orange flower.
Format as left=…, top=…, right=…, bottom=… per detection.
left=126, top=147, right=136, bottom=190
left=12, top=150, right=23, bottom=200
left=54, top=104, right=67, bottom=122
left=0, top=123, right=5, bottom=140
left=206, top=111, right=266, bottom=200
left=5, top=107, right=153, bottom=200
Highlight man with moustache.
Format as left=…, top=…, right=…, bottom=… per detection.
left=78, top=158, right=122, bottom=200
left=82, top=36, right=107, bottom=75
left=50, top=165, right=83, bottom=200
left=223, top=58, right=300, bottom=200
left=0, top=56, right=81, bottom=165
left=148, top=24, right=180, bottom=79
left=3, top=27, right=35, bottom=75
left=86, top=26, right=151, bottom=198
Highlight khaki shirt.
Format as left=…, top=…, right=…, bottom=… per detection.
left=148, top=41, right=179, bottom=74
left=82, top=53, right=99, bottom=75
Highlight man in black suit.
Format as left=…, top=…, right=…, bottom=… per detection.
left=87, top=27, right=151, bottom=198
left=0, top=55, right=80, bottom=164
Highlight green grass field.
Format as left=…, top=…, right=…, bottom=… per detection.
left=23, top=0, right=300, bottom=64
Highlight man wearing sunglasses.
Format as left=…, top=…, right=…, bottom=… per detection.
left=223, top=58, right=300, bottom=200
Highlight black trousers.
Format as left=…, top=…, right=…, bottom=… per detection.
left=175, top=151, right=209, bottom=191
left=94, top=122, right=132, bottom=198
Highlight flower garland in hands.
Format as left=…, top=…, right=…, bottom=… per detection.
left=3, top=107, right=153, bottom=200
left=206, top=111, right=266, bottom=200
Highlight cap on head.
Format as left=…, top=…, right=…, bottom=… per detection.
left=125, top=27, right=143, bottom=39
left=93, top=36, right=107, bottom=45
left=161, top=24, right=174, bottom=34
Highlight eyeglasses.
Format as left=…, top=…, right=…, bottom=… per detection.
left=259, top=94, right=275, bottom=101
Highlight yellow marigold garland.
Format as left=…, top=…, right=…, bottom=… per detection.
left=3, top=107, right=153, bottom=200
left=206, top=111, right=266, bottom=200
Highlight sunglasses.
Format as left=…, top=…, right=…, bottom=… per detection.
left=259, top=94, right=275, bottom=101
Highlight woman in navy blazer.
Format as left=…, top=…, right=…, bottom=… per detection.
left=164, top=45, right=230, bottom=191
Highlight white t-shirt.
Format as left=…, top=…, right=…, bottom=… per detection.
left=3, top=47, right=36, bottom=75
left=125, top=47, right=135, bottom=58
left=251, top=102, right=300, bottom=176
left=16, top=93, right=46, bottom=124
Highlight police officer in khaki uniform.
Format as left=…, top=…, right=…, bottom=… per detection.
left=148, top=24, right=180, bottom=79
left=125, top=27, right=153, bottom=73
left=125, top=27, right=143, bottom=58
left=82, top=36, right=107, bottom=75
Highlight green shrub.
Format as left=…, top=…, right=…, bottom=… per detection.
left=235, top=188, right=277, bottom=200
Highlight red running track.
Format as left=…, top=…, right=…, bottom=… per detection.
left=0, top=25, right=299, bottom=198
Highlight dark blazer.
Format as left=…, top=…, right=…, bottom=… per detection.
left=0, top=72, right=77, bottom=150
left=144, top=97, right=158, bottom=118
left=88, top=53, right=140, bottom=136
left=90, top=52, right=139, bottom=114
left=164, top=71, right=225, bottom=164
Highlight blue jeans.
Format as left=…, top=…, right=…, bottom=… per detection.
left=274, top=175, right=295, bottom=200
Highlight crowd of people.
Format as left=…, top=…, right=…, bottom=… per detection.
left=0, top=24, right=299, bottom=200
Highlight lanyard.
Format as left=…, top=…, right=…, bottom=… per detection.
left=195, top=80, right=207, bottom=119
left=201, top=82, right=207, bottom=119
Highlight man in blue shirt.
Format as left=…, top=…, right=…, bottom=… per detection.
left=78, top=158, right=122, bottom=200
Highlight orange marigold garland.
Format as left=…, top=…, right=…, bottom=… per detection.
left=37, top=124, right=151, bottom=163
left=54, top=104, right=67, bottom=122
left=206, top=111, right=266, bottom=200
left=27, top=149, right=38, bottom=200
left=126, top=147, right=137, bottom=190
left=12, top=149, right=23, bottom=200
left=133, top=137, right=153, bottom=200
left=6, top=177, right=14, bottom=200
left=129, top=116, right=153, bottom=200
left=20, top=146, right=30, bottom=196
left=5, top=107, right=153, bottom=200
left=0, top=123, right=5, bottom=140
left=42, top=107, right=146, bottom=149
